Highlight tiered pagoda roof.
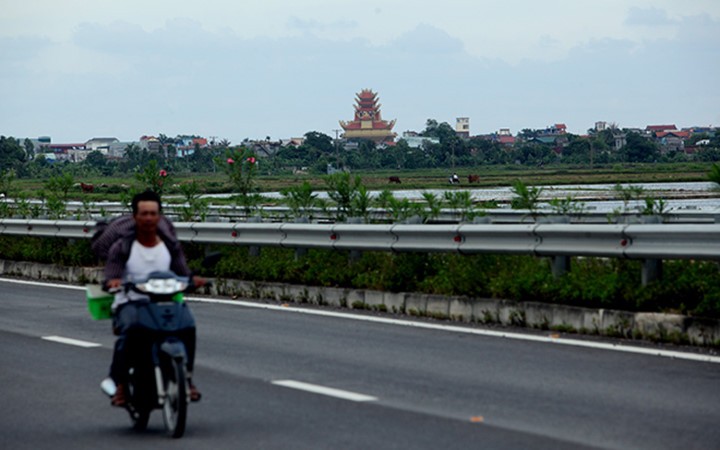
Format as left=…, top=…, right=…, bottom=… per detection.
left=339, top=89, right=396, bottom=143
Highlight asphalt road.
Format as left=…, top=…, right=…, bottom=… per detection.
left=1, top=278, right=719, bottom=449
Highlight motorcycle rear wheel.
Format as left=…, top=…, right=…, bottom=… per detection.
left=162, top=357, right=187, bottom=438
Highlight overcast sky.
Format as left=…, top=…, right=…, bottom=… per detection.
left=1, top=0, right=719, bottom=144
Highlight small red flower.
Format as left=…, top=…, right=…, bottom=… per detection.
left=227, top=158, right=235, bottom=164
left=247, top=157, right=256, bottom=164
left=159, top=169, right=168, bottom=177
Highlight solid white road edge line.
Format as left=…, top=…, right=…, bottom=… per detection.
left=3, top=278, right=719, bottom=364
left=42, top=335, right=102, bottom=348
left=272, top=380, right=378, bottom=402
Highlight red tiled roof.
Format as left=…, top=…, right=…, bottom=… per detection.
left=357, top=89, right=377, bottom=99
left=646, top=124, right=677, bottom=132
left=656, top=131, right=690, bottom=138
left=498, top=136, right=516, bottom=144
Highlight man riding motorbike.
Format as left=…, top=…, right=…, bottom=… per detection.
left=103, top=190, right=204, bottom=407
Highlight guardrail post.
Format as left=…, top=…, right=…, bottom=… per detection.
left=641, top=259, right=662, bottom=286
left=294, top=217, right=309, bottom=260
left=248, top=216, right=262, bottom=257
left=347, top=217, right=363, bottom=261
left=551, top=254, right=570, bottom=278
left=640, top=215, right=663, bottom=285
left=540, top=216, right=571, bottom=278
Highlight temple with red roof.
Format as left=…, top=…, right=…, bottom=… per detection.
left=339, top=89, right=396, bottom=143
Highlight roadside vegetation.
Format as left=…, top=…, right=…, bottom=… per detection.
left=1, top=236, right=719, bottom=320
left=2, top=129, right=720, bottom=321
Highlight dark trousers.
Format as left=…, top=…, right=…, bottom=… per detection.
left=110, top=301, right=197, bottom=384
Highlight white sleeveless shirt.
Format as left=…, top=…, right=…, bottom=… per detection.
left=112, top=240, right=171, bottom=310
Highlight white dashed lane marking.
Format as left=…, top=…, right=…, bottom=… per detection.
left=272, top=380, right=378, bottom=402
left=42, top=335, right=102, bottom=348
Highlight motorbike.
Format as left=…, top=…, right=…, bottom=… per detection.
left=93, top=271, right=198, bottom=438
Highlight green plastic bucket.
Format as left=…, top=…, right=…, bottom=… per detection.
left=86, top=284, right=113, bottom=320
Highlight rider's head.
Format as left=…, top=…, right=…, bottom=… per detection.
left=131, top=190, right=162, bottom=233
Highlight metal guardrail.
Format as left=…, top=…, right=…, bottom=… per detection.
left=2, top=199, right=719, bottom=224
left=2, top=219, right=719, bottom=261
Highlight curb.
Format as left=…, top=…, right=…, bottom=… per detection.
left=1, top=259, right=718, bottom=347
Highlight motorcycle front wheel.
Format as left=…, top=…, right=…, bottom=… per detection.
left=127, top=375, right=151, bottom=431
left=162, top=356, right=187, bottom=438
left=129, top=406, right=151, bottom=431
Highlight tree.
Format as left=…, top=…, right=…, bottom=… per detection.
left=188, top=145, right=219, bottom=172
left=708, top=163, right=720, bottom=188
left=324, top=172, right=363, bottom=221
left=135, top=159, right=170, bottom=197
left=620, top=132, right=660, bottom=163
left=694, top=148, right=720, bottom=162
left=356, top=140, right=380, bottom=169
left=510, top=179, right=544, bottom=219
left=0, top=168, right=15, bottom=196
left=711, top=134, right=720, bottom=147
left=23, top=138, right=35, bottom=159
left=421, top=119, right=456, bottom=143
left=280, top=181, right=319, bottom=218
left=562, top=138, right=591, bottom=164
left=387, top=140, right=410, bottom=169
left=510, top=142, right=556, bottom=165
left=46, top=172, right=74, bottom=200
left=303, top=131, right=334, bottom=154
left=468, top=138, right=509, bottom=165
left=0, top=136, right=27, bottom=174
left=217, top=147, right=258, bottom=197
left=157, top=133, right=172, bottom=159
left=518, top=129, right=539, bottom=140
left=84, top=150, right=108, bottom=173
left=26, top=154, right=49, bottom=178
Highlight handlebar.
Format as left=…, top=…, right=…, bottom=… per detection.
left=103, top=273, right=213, bottom=295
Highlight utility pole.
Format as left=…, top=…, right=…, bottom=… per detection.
left=451, top=140, right=456, bottom=171
left=332, top=129, right=342, bottom=169
left=209, top=136, right=218, bottom=173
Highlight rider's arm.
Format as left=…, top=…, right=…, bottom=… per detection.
left=103, top=239, right=128, bottom=290
left=167, top=239, right=192, bottom=277
left=163, top=237, right=206, bottom=288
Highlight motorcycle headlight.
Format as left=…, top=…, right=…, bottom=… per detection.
left=136, top=278, right=188, bottom=294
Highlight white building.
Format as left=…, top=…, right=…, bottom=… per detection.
left=456, top=117, right=470, bottom=137
left=85, top=137, right=119, bottom=154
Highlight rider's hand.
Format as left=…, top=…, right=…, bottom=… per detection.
left=106, top=278, right=122, bottom=291
left=192, top=276, right=207, bottom=288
